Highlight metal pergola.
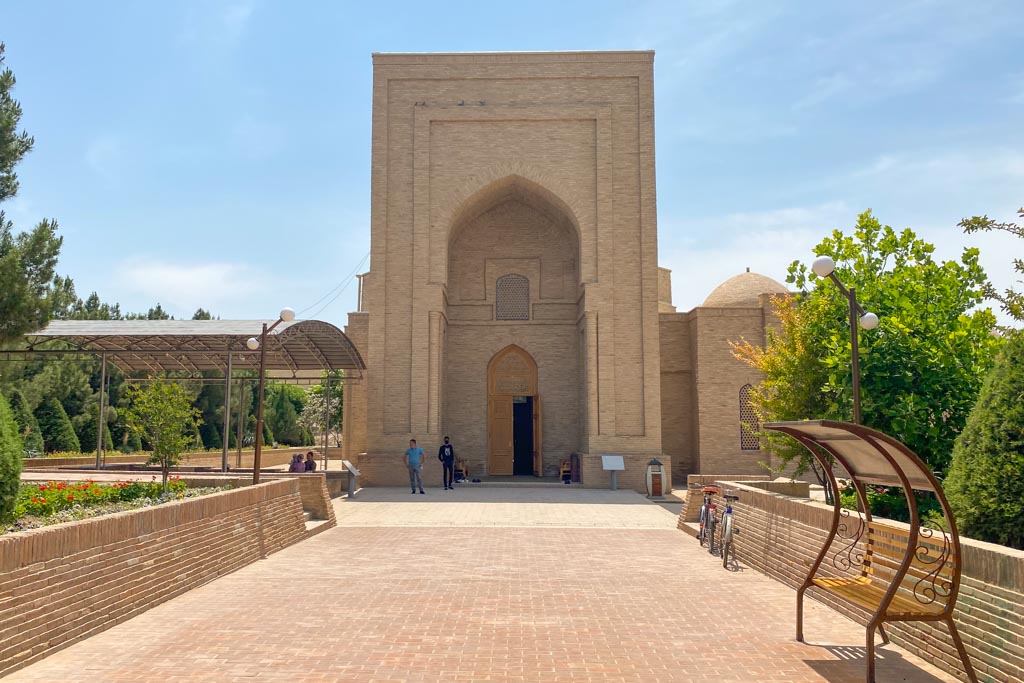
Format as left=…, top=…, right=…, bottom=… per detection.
left=10, top=319, right=365, bottom=472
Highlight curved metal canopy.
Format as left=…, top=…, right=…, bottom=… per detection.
left=25, top=319, right=364, bottom=378
left=763, top=420, right=938, bottom=491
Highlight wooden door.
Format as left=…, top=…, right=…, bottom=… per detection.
left=488, top=395, right=513, bottom=475
left=532, top=395, right=542, bottom=476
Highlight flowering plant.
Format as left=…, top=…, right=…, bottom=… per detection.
left=15, top=479, right=187, bottom=518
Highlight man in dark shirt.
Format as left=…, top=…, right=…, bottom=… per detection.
left=438, top=436, right=455, bottom=490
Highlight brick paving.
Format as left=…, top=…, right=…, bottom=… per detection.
left=6, top=488, right=956, bottom=682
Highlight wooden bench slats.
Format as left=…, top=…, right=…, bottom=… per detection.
left=811, top=576, right=945, bottom=617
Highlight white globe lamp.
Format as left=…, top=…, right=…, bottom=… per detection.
left=811, top=255, right=836, bottom=278
left=860, top=312, right=880, bottom=330
left=246, top=337, right=260, bottom=351
left=279, top=307, right=296, bottom=322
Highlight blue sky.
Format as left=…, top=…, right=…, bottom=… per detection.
left=3, top=0, right=1022, bottom=324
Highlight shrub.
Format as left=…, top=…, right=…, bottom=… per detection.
left=34, top=397, right=81, bottom=453
left=0, top=392, right=24, bottom=522
left=199, top=421, right=221, bottom=450
left=946, top=331, right=1024, bottom=549
left=7, top=389, right=43, bottom=455
left=72, top=411, right=113, bottom=453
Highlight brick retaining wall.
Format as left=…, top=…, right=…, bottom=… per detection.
left=678, top=480, right=1024, bottom=682
left=0, top=479, right=309, bottom=677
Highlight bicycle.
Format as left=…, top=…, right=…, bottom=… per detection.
left=719, top=492, right=739, bottom=569
left=697, top=485, right=719, bottom=551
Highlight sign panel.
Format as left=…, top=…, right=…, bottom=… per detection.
left=601, top=455, right=625, bottom=471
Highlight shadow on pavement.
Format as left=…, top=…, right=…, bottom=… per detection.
left=804, top=644, right=954, bottom=682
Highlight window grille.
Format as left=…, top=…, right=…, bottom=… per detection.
left=740, top=384, right=760, bottom=450
left=496, top=274, right=530, bottom=320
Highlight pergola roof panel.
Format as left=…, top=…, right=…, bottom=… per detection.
left=764, top=420, right=937, bottom=491
left=26, top=320, right=364, bottom=377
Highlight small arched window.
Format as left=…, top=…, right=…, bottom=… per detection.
left=739, top=384, right=760, bottom=451
left=496, top=274, right=530, bottom=320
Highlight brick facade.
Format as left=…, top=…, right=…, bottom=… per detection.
left=0, top=480, right=314, bottom=677
left=346, top=51, right=664, bottom=490
left=340, top=51, right=795, bottom=491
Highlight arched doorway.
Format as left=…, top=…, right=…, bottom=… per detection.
left=487, top=345, right=541, bottom=476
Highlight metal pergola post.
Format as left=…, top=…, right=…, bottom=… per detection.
left=221, top=352, right=232, bottom=472
left=95, top=353, right=106, bottom=470
left=321, top=374, right=331, bottom=471
left=235, top=376, right=244, bottom=469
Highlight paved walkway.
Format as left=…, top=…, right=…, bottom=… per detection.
left=7, top=487, right=956, bottom=682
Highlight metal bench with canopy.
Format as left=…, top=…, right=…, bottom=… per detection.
left=764, top=420, right=976, bottom=683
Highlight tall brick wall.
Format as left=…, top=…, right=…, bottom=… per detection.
left=679, top=480, right=1024, bottom=682
left=659, top=312, right=695, bottom=484
left=0, top=480, right=310, bottom=677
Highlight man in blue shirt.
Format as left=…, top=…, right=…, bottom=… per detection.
left=405, top=439, right=425, bottom=494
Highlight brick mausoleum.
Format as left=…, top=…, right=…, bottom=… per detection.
left=341, top=51, right=790, bottom=491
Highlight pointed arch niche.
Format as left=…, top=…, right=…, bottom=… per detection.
left=446, top=175, right=581, bottom=312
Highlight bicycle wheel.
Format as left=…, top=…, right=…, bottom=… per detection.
left=721, top=517, right=732, bottom=568
left=706, top=516, right=717, bottom=555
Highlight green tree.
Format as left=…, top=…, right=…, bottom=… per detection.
left=734, top=211, right=1001, bottom=477
left=0, top=216, right=63, bottom=343
left=0, top=391, right=23, bottom=522
left=0, top=43, right=64, bottom=343
left=72, top=395, right=114, bottom=453
left=7, top=388, right=43, bottom=454
left=191, top=308, right=213, bottom=320
left=34, top=396, right=81, bottom=453
left=266, top=383, right=306, bottom=446
left=945, top=332, right=1024, bottom=549
left=198, top=421, right=222, bottom=450
left=126, top=303, right=172, bottom=320
left=124, top=379, right=201, bottom=492
left=960, top=207, right=1024, bottom=323
left=0, top=43, right=34, bottom=203
left=298, top=376, right=344, bottom=447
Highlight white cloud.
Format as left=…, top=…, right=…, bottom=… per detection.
left=222, top=1, right=254, bottom=42
left=660, top=201, right=853, bottom=310
left=85, top=135, right=125, bottom=183
left=114, top=259, right=270, bottom=316
left=793, top=73, right=854, bottom=110
left=845, top=151, right=1024, bottom=187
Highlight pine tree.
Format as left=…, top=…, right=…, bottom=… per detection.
left=0, top=391, right=23, bottom=522
left=7, top=388, right=43, bottom=454
left=945, top=332, right=1024, bottom=549
left=199, top=421, right=222, bottom=450
left=34, top=396, right=81, bottom=453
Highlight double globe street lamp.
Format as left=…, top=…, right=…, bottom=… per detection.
left=246, top=306, right=296, bottom=484
left=811, top=256, right=879, bottom=425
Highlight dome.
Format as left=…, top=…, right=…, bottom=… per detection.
left=702, top=269, right=789, bottom=308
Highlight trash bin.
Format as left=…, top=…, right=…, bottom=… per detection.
left=646, top=459, right=665, bottom=498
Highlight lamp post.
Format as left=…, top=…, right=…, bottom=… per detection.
left=811, top=256, right=879, bottom=424
left=247, top=307, right=296, bottom=484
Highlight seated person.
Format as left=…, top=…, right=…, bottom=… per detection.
left=304, top=451, right=317, bottom=472
left=288, top=453, right=306, bottom=473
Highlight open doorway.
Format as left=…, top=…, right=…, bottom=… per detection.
left=487, top=345, right=541, bottom=476
left=512, top=396, right=534, bottom=475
